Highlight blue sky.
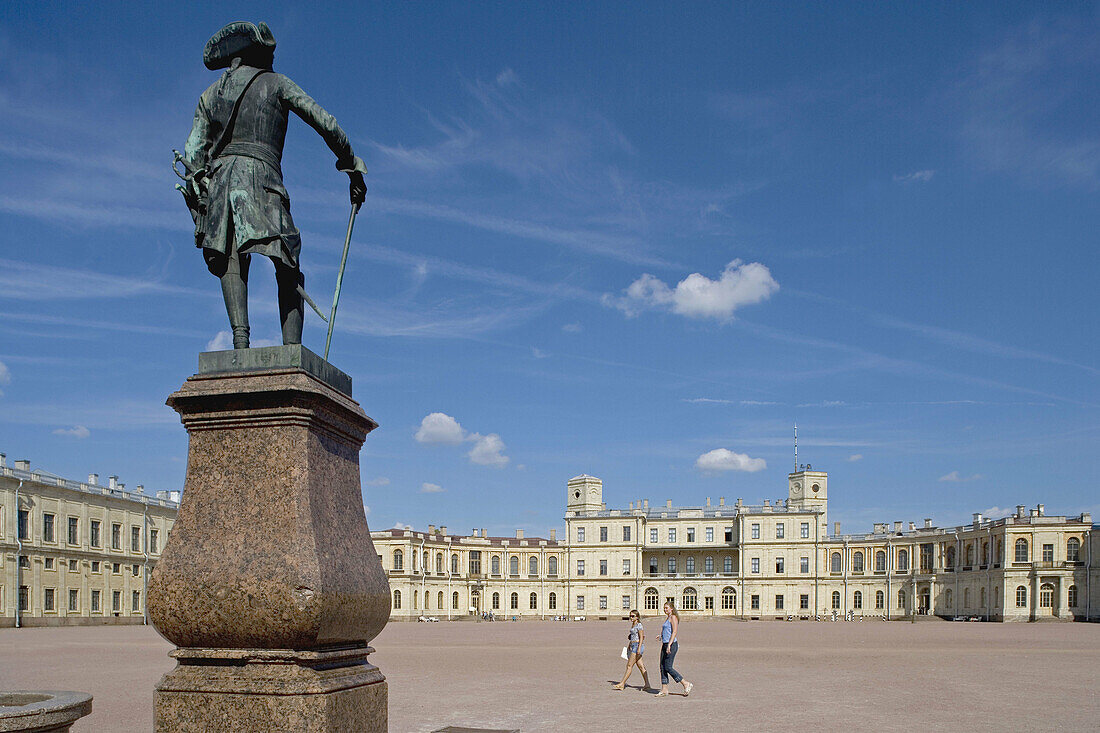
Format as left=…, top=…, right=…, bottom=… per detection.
left=1, top=2, right=1098, bottom=537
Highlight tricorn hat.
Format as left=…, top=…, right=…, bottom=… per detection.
left=203, top=21, right=276, bottom=70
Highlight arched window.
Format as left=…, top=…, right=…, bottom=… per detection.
left=436, top=553, right=443, bottom=574
left=963, top=588, right=970, bottom=608
left=875, top=590, right=884, bottom=609
left=393, top=549, right=403, bottom=571
left=685, top=557, right=696, bottom=574
left=852, top=551, right=864, bottom=573
left=510, top=592, right=519, bottom=610
left=392, top=590, right=401, bottom=609
left=723, top=556, right=733, bottom=573
left=492, top=592, right=500, bottom=610
left=529, top=557, right=538, bottom=575
left=530, top=592, right=538, bottom=610
left=1015, top=539, right=1028, bottom=563
left=667, top=557, right=676, bottom=574
left=945, top=589, right=952, bottom=608
left=980, top=587, right=986, bottom=607
left=644, top=587, right=660, bottom=610
left=831, top=552, right=842, bottom=573
left=994, top=585, right=1000, bottom=607
left=1069, top=585, right=1078, bottom=607
left=982, top=542, right=989, bottom=565
left=965, top=544, right=974, bottom=566
left=682, top=587, right=698, bottom=610
left=413, top=590, right=418, bottom=609
left=831, top=590, right=841, bottom=609
left=1067, top=538, right=1080, bottom=562
left=897, top=549, right=909, bottom=572
left=875, top=550, right=886, bottom=572
left=996, top=539, right=1003, bottom=563
left=1015, top=586, right=1027, bottom=608
left=704, top=556, right=714, bottom=574
left=853, top=590, right=862, bottom=609
left=1039, top=583, right=1054, bottom=609
left=549, top=592, right=557, bottom=610
left=509, top=555, right=519, bottom=575
left=548, top=557, right=558, bottom=575
left=437, top=591, right=443, bottom=609
left=451, top=554, right=459, bottom=574
left=945, top=546, right=956, bottom=569
left=721, top=587, right=736, bottom=610
left=411, top=551, right=416, bottom=572
left=423, top=550, right=429, bottom=572
left=898, top=589, right=906, bottom=609
left=491, top=555, right=500, bottom=575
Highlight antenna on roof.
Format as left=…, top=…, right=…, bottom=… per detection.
left=794, top=423, right=798, bottom=472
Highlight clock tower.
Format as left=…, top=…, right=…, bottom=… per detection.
left=788, top=466, right=828, bottom=536
left=566, top=474, right=604, bottom=516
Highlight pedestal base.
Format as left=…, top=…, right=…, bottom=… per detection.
left=155, top=647, right=386, bottom=733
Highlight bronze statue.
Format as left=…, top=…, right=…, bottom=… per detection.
left=176, top=21, right=366, bottom=350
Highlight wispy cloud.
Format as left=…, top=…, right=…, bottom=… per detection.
left=893, top=169, right=935, bottom=182
left=0, top=358, right=10, bottom=397
left=420, top=482, right=445, bottom=493
left=0, top=259, right=205, bottom=301
left=605, top=260, right=779, bottom=320
left=847, top=454, right=864, bottom=462
left=365, top=477, right=391, bottom=487
left=939, top=470, right=983, bottom=482
left=52, top=425, right=90, bottom=439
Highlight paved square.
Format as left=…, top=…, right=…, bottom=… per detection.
left=2, top=619, right=1098, bottom=731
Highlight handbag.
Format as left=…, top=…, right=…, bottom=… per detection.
left=621, top=646, right=628, bottom=660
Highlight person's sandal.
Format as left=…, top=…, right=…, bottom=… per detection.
left=655, top=691, right=668, bottom=697
left=612, top=684, right=625, bottom=691
left=683, top=681, right=693, bottom=696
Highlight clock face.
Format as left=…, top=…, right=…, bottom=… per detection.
left=812, top=484, right=820, bottom=493
left=573, top=490, right=581, bottom=500
left=792, top=482, right=802, bottom=496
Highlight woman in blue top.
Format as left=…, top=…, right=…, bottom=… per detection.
left=612, top=609, right=652, bottom=691
left=657, top=601, right=693, bottom=697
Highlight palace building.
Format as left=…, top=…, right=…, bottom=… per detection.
left=0, top=453, right=178, bottom=627
left=375, top=469, right=1098, bottom=622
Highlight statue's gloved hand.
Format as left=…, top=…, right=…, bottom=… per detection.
left=349, top=171, right=366, bottom=207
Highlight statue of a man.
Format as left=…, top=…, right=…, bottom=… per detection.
left=180, top=22, right=366, bottom=350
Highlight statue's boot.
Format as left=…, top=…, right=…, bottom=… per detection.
left=277, top=263, right=304, bottom=346
left=220, top=269, right=250, bottom=349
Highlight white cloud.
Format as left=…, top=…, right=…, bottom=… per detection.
left=939, top=471, right=983, bottom=482
left=392, top=521, right=413, bottom=531
left=468, top=433, right=509, bottom=467
left=496, top=68, right=519, bottom=87
left=420, top=482, right=445, bottom=493
left=365, top=477, right=391, bottom=487
left=207, top=331, right=232, bottom=351
left=605, top=259, right=778, bottom=320
left=981, top=506, right=1014, bottom=518
left=0, top=359, right=9, bottom=397
left=892, top=170, right=935, bottom=183
left=695, top=448, right=766, bottom=473
left=415, top=413, right=466, bottom=445
left=53, top=425, right=90, bottom=439
left=363, top=505, right=371, bottom=516
left=562, top=322, right=583, bottom=333
left=847, top=454, right=864, bottom=462
left=531, top=347, right=549, bottom=359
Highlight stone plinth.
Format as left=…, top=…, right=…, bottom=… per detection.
left=148, top=346, right=389, bottom=732
left=0, top=691, right=92, bottom=733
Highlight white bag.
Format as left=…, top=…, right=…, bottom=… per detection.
left=621, top=646, right=628, bottom=660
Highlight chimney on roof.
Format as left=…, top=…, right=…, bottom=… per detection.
left=472, top=528, right=479, bottom=537
left=873, top=523, right=886, bottom=534
left=0, top=453, right=5, bottom=467
left=109, top=475, right=118, bottom=490
left=549, top=529, right=556, bottom=541
left=706, top=497, right=711, bottom=507
left=924, top=518, right=933, bottom=528
left=481, top=528, right=487, bottom=540
left=88, top=473, right=98, bottom=486
left=15, top=459, right=30, bottom=471
left=719, top=497, right=725, bottom=506
left=763, top=499, right=770, bottom=508
left=666, top=499, right=672, bottom=509
left=1029, top=508, right=1038, bottom=518
left=833, top=521, right=841, bottom=536
left=1037, top=504, right=1044, bottom=517
left=135, top=484, right=143, bottom=494
left=516, top=529, right=524, bottom=539
left=908, top=521, right=915, bottom=531
left=736, top=498, right=743, bottom=507
left=972, top=513, right=983, bottom=526
left=629, top=502, right=633, bottom=511
left=440, top=526, right=447, bottom=536
left=428, top=524, right=436, bottom=535
left=643, top=499, right=649, bottom=510
left=894, top=521, right=902, bottom=533
left=1016, top=505, right=1026, bottom=518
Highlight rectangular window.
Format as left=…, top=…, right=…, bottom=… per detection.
left=45, top=557, right=54, bottom=570
left=19, top=586, right=29, bottom=612
left=91, top=561, right=100, bottom=573
left=18, top=509, right=29, bottom=540
left=776, top=557, right=785, bottom=573
left=751, top=523, right=760, bottom=539
left=667, top=557, right=677, bottom=573
left=43, top=513, right=56, bottom=542
left=705, top=527, right=714, bottom=543
left=112, top=562, right=121, bottom=574
left=801, top=522, right=810, bottom=539
left=577, top=560, right=585, bottom=576
left=751, top=594, right=760, bottom=610
left=649, top=558, right=658, bottom=574
left=149, top=529, right=159, bottom=554
left=650, top=528, right=658, bottom=543
left=724, top=556, right=733, bottom=573
left=801, top=594, right=810, bottom=609
left=68, top=589, right=79, bottom=612
left=775, top=594, right=784, bottom=610
left=132, top=591, right=141, bottom=613
left=68, top=559, right=77, bottom=572
left=622, top=595, right=631, bottom=609
left=19, top=555, right=29, bottom=569
left=112, top=590, right=121, bottom=613
left=623, top=526, right=631, bottom=542
left=668, top=528, right=676, bottom=543
left=623, top=559, right=631, bottom=575
left=599, top=595, right=607, bottom=610
left=687, top=528, right=695, bottom=543
left=111, top=523, right=121, bottom=550
left=686, top=556, right=695, bottom=573
left=44, top=588, right=56, bottom=611
left=1042, top=544, right=1053, bottom=562
left=751, top=558, right=760, bottom=574
left=91, top=590, right=101, bottom=612
left=704, top=556, right=714, bottom=573
left=468, top=551, right=481, bottom=575
left=132, top=564, right=141, bottom=577
left=600, top=560, right=608, bottom=576
left=576, top=596, right=585, bottom=611
left=776, top=524, right=785, bottom=539
left=705, top=595, right=714, bottom=610
left=68, top=517, right=79, bottom=545
left=800, top=556, right=809, bottom=573
left=724, top=527, right=733, bottom=542
left=131, top=526, right=141, bottom=552
left=599, top=526, right=608, bottom=542
left=577, top=527, right=585, bottom=542
left=90, top=520, right=101, bottom=548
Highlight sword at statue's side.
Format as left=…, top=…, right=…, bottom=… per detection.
left=324, top=200, right=362, bottom=361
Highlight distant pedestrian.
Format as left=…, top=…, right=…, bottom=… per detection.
left=656, top=601, right=692, bottom=697
left=612, top=610, right=652, bottom=691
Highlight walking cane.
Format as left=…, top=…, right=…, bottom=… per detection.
left=324, top=201, right=361, bottom=361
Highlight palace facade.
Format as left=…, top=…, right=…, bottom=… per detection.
left=0, top=454, right=179, bottom=627
left=375, top=469, right=1098, bottom=622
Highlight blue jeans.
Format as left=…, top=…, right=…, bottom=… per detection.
left=660, top=641, right=682, bottom=685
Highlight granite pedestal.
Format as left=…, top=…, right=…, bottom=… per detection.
left=148, top=345, right=390, bottom=732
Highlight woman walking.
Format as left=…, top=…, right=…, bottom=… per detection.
left=612, top=610, right=652, bottom=691
left=657, top=601, right=693, bottom=697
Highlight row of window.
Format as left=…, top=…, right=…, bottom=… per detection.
left=391, top=550, right=561, bottom=576
left=392, top=589, right=566, bottom=611
left=17, top=586, right=141, bottom=614
left=19, top=556, right=145, bottom=577
left=575, top=523, right=813, bottom=544
left=648, top=556, right=735, bottom=574
left=15, top=511, right=159, bottom=553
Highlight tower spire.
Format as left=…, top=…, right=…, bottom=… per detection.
left=794, top=423, right=798, bottom=472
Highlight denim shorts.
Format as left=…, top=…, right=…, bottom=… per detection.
left=628, top=642, right=645, bottom=656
